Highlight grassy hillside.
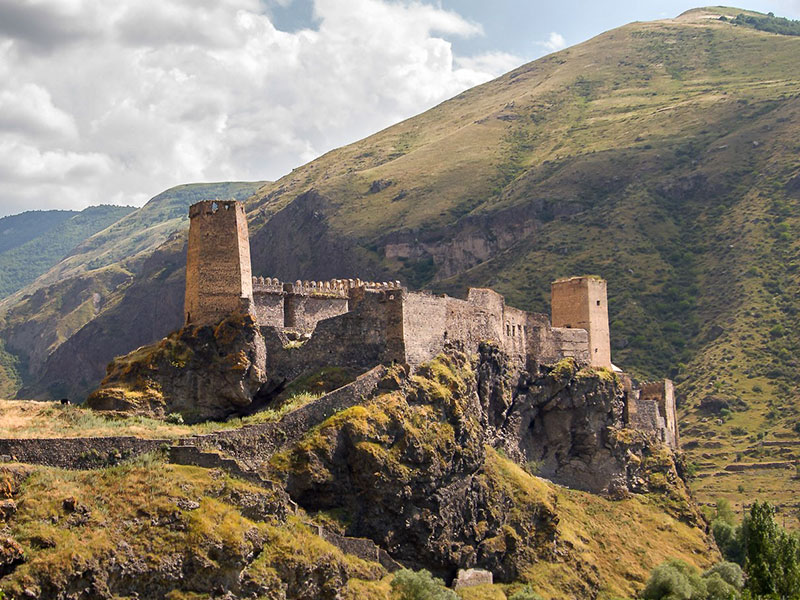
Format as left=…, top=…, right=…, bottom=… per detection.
left=240, top=6, right=800, bottom=517
left=1, top=8, right=799, bottom=515
left=0, top=452, right=713, bottom=600
left=0, top=206, right=134, bottom=300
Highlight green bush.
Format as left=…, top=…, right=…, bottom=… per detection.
left=165, top=412, right=185, bottom=425
left=509, top=586, right=545, bottom=600
left=641, top=559, right=706, bottom=599
left=390, top=569, right=458, bottom=600
left=641, top=559, right=744, bottom=600
left=703, top=562, right=743, bottom=590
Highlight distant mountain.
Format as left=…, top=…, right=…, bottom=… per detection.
left=0, top=206, right=135, bottom=300
left=0, top=210, right=77, bottom=254
left=1, top=7, right=799, bottom=515
left=0, top=182, right=265, bottom=397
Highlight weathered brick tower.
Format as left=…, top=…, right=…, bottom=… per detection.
left=551, top=276, right=612, bottom=368
left=184, top=200, right=253, bottom=326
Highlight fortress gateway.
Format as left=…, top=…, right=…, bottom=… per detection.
left=185, top=200, right=678, bottom=448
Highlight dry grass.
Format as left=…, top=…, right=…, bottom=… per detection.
left=485, top=450, right=716, bottom=600
left=0, top=457, right=384, bottom=598
left=0, top=392, right=323, bottom=439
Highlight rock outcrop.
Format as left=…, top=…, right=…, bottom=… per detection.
left=270, top=344, right=698, bottom=582
left=86, top=313, right=267, bottom=423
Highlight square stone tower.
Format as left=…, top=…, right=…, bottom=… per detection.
left=551, top=276, right=612, bottom=368
left=184, top=200, right=253, bottom=327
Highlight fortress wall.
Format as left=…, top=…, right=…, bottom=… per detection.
left=525, top=312, right=590, bottom=367
left=503, top=306, right=528, bottom=364
left=638, top=380, right=679, bottom=448
left=185, top=201, right=253, bottom=327
left=0, top=437, right=166, bottom=469
left=402, top=291, right=447, bottom=368
left=284, top=294, right=350, bottom=333
left=253, top=291, right=284, bottom=328
left=264, top=291, right=404, bottom=381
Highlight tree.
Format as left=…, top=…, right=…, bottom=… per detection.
left=740, top=501, right=800, bottom=599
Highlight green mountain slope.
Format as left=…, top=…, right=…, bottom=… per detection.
left=0, top=206, right=134, bottom=300
left=0, top=210, right=77, bottom=254
left=2, top=8, right=799, bottom=516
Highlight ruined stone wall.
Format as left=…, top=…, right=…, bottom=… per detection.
left=623, top=379, right=679, bottom=449
left=0, top=437, right=166, bottom=469
left=525, top=313, right=590, bottom=368
left=400, top=288, right=532, bottom=370
left=445, top=289, right=505, bottom=362
left=503, top=306, right=528, bottom=365
left=264, top=290, right=405, bottom=381
left=551, top=276, right=611, bottom=368
left=285, top=294, right=350, bottom=334
left=402, top=292, right=447, bottom=367
left=185, top=200, right=253, bottom=327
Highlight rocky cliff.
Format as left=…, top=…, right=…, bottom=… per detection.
left=0, top=345, right=712, bottom=599
left=86, top=313, right=267, bottom=423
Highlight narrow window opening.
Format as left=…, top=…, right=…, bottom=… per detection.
left=596, top=300, right=601, bottom=306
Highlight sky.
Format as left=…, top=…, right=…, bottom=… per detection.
left=1, top=0, right=799, bottom=217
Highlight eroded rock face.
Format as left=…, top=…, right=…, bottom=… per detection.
left=86, top=313, right=267, bottom=423
left=273, top=344, right=698, bottom=582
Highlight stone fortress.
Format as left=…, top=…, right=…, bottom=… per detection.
left=185, top=199, right=679, bottom=448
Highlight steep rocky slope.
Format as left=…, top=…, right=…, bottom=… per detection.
left=0, top=349, right=715, bottom=599
left=2, top=7, right=799, bottom=513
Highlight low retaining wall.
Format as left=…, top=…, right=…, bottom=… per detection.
left=196, top=365, right=386, bottom=463
left=0, top=437, right=167, bottom=469
left=724, top=461, right=798, bottom=472
left=0, top=365, right=386, bottom=471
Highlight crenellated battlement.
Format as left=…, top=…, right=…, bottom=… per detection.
left=251, top=277, right=403, bottom=297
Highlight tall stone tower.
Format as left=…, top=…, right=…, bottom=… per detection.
left=184, top=200, right=253, bottom=327
left=551, top=276, right=612, bottom=369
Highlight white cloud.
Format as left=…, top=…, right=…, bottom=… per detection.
left=538, top=31, right=566, bottom=52
left=0, top=0, right=523, bottom=216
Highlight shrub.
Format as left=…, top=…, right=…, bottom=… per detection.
left=390, top=569, right=458, bottom=600
left=165, top=412, right=185, bottom=425
left=509, top=586, right=545, bottom=600
left=642, top=559, right=744, bottom=600
left=703, top=562, right=744, bottom=589
left=641, top=559, right=702, bottom=599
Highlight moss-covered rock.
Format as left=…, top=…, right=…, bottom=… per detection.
left=86, top=313, right=267, bottom=423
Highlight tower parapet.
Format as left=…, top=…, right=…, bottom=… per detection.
left=184, top=200, right=253, bottom=327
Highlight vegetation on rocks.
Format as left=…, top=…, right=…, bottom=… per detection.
left=0, top=458, right=385, bottom=600
left=86, top=313, right=268, bottom=423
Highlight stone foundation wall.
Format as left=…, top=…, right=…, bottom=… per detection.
left=0, top=437, right=166, bottom=469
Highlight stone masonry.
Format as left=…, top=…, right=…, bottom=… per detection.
left=185, top=200, right=253, bottom=327
left=182, top=200, right=679, bottom=448
left=551, top=276, right=612, bottom=369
